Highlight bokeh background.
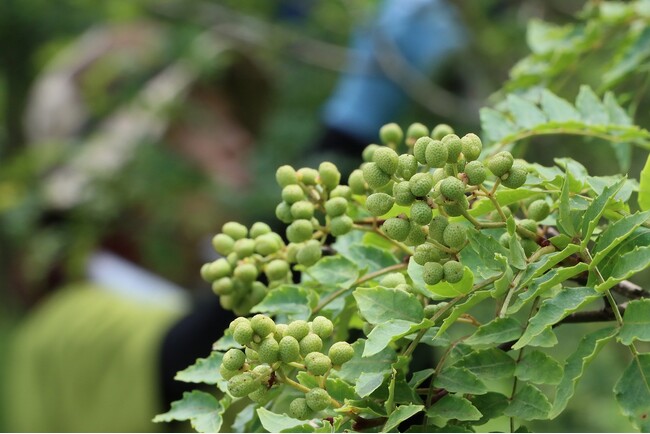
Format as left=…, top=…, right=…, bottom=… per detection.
left=0, top=0, right=644, bottom=432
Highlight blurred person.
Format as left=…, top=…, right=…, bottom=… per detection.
left=3, top=22, right=270, bottom=432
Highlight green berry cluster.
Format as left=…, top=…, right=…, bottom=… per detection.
left=224, top=314, right=354, bottom=417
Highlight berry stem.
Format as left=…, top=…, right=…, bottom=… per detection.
left=460, top=208, right=506, bottom=230
left=479, top=184, right=508, bottom=221
left=352, top=224, right=414, bottom=255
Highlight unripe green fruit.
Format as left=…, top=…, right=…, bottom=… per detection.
left=379, top=272, right=407, bottom=288
left=297, top=240, right=322, bottom=266
left=423, top=262, right=444, bottom=285
left=258, top=336, right=280, bottom=364
left=250, top=222, right=272, bottom=239
left=330, top=185, right=352, bottom=200
left=251, top=314, right=276, bottom=338
left=276, top=165, right=298, bottom=187
left=234, top=263, right=258, bottom=283
left=366, top=193, right=395, bottom=216
left=286, top=320, right=310, bottom=341
left=382, top=217, right=411, bottom=242
left=429, top=215, right=448, bottom=242
left=229, top=317, right=249, bottom=334
left=265, top=259, right=290, bottom=281
left=443, top=261, right=464, bottom=283
left=404, top=221, right=426, bottom=246
left=298, top=168, right=319, bottom=185
left=348, top=169, right=368, bottom=194
left=325, top=197, right=348, bottom=217
left=424, top=302, right=449, bottom=318
left=233, top=322, right=254, bottom=345
left=248, top=387, right=270, bottom=405
left=306, top=387, right=331, bottom=412
left=414, top=243, right=442, bottom=265
left=307, top=317, right=332, bottom=340
left=253, top=364, right=273, bottom=385
left=203, top=258, right=232, bottom=281
left=443, top=196, right=469, bottom=217
left=406, top=122, right=429, bottom=146
left=318, top=161, right=341, bottom=189
left=414, top=137, right=432, bottom=164
left=440, top=176, right=466, bottom=201
left=275, top=324, right=287, bottom=340
left=279, top=335, right=301, bottom=363
left=291, top=201, right=315, bottom=220
left=220, top=295, right=236, bottom=313
left=223, top=349, right=246, bottom=371
left=275, top=201, right=293, bottom=224
left=461, top=133, right=482, bottom=161
left=212, top=233, right=235, bottom=256
left=431, top=169, right=446, bottom=187
left=282, top=184, right=306, bottom=204
left=362, top=144, right=380, bottom=162
left=443, top=223, right=467, bottom=249
left=250, top=281, right=267, bottom=306
left=379, top=122, right=404, bottom=145
left=255, top=233, right=282, bottom=256
left=425, top=140, right=448, bottom=168
left=287, top=219, right=313, bottom=243
left=330, top=215, right=353, bottom=236
left=373, top=147, right=399, bottom=175
left=328, top=341, right=354, bottom=366
left=519, top=219, right=538, bottom=238
left=409, top=172, right=433, bottom=197
left=212, top=277, right=234, bottom=296
left=442, top=134, right=462, bottom=163
left=487, top=151, right=514, bottom=177
left=522, top=238, right=539, bottom=257
left=501, top=164, right=528, bottom=189
left=234, top=238, right=256, bottom=258
left=305, top=352, right=332, bottom=376
left=499, top=232, right=511, bottom=248
left=397, top=154, right=418, bottom=180
left=289, top=398, right=311, bottom=419
left=220, top=365, right=239, bottom=380
left=431, top=123, right=454, bottom=140
left=228, top=372, right=260, bottom=398
left=300, top=333, right=323, bottom=356
left=393, top=181, right=416, bottom=206
left=245, top=347, right=259, bottom=362
left=528, top=199, right=550, bottom=221
left=363, top=162, right=391, bottom=189
left=464, top=161, right=487, bottom=186
left=222, top=222, right=248, bottom=240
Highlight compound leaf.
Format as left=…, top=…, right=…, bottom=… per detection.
left=154, top=391, right=225, bottom=433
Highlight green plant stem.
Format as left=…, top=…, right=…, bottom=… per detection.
left=499, top=269, right=526, bottom=318
left=427, top=237, right=458, bottom=255
left=460, top=208, right=506, bottom=229
left=278, top=372, right=342, bottom=408
left=313, top=262, right=408, bottom=314
left=352, top=224, right=414, bottom=255
left=479, top=184, right=507, bottom=221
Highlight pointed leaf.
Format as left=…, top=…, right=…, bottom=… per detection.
left=175, top=351, right=226, bottom=391
left=507, top=94, right=547, bottom=129
left=540, top=89, right=580, bottom=122
left=383, top=405, right=425, bottom=432
left=575, top=85, right=609, bottom=125
left=592, top=211, right=650, bottom=267
left=306, top=255, right=359, bottom=288
left=251, top=285, right=312, bottom=320
left=257, top=407, right=311, bottom=433
left=518, top=244, right=582, bottom=289
left=515, top=350, right=563, bottom=385
left=434, top=367, right=488, bottom=395
left=463, top=229, right=510, bottom=278
left=580, top=177, right=626, bottom=244
left=154, top=391, right=224, bottom=433
left=337, top=339, right=395, bottom=386
left=364, top=319, right=432, bottom=357
left=457, top=348, right=515, bottom=381
left=558, top=175, right=575, bottom=236
left=344, top=244, right=399, bottom=273
left=464, top=317, right=522, bottom=348
left=437, top=290, right=492, bottom=336
left=354, top=287, right=424, bottom=324
left=597, top=245, right=650, bottom=292
left=639, top=153, right=650, bottom=211
left=480, top=107, right=518, bottom=143
left=504, top=384, right=551, bottom=421
left=619, top=299, right=650, bottom=345
left=427, top=394, right=482, bottom=421
left=614, top=354, right=650, bottom=432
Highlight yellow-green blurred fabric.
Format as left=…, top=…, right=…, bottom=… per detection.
left=4, top=283, right=185, bottom=432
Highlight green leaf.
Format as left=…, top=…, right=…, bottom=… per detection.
left=153, top=391, right=224, bottom=433
left=557, top=175, right=576, bottom=236
left=504, top=384, right=552, bottom=421
left=551, top=327, right=617, bottom=418
left=425, top=267, right=475, bottom=298
left=437, top=290, right=492, bottom=337
left=596, top=245, right=650, bottom=292
left=518, top=243, right=582, bottom=289
left=337, top=340, right=396, bottom=395
left=619, top=299, right=650, bottom=345
left=576, top=85, right=609, bottom=125
left=305, top=255, right=359, bottom=288
left=469, top=188, right=546, bottom=218
left=527, top=327, right=558, bottom=348
left=364, top=319, right=433, bottom=357
left=470, top=392, right=510, bottom=425
left=463, top=229, right=510, bottom=278
left=464, top=317, right=522, bottom=348
left=426, top=394, right=482, bottom=421
left=513, top=287, right=601, bottom=349
left=256, top=407, right=310, bottom=433
left=434, top=367, right=488, bottom=395
left=457, top=348, right=516, bottom=381
left=354, top=287, right=424, bottom=324
left=638, top=153, right=650, bottom=211
left=344, top=244, right=399, bottom=273
left=409, top=369, right=435, bottom=389
left=174, top=351, right=226, bottom=391
left=383, top=404, right=425, bottom=432
left=251, top=285, right=312, bottom=321
left=480, top=107, right=518, bottom=143
left=591, top=211, right=650, bottom=267
left=614, top=354, right=650, bottom=432
left=507, top=94, right=547, bottom=129
left=603, top=26, right=650, bottom=88
left=507, top=216, right=527, bottom=270
left=356, top=372, right=387, bottom=398
left=540, top=89, right=580, bottom=122
left=515, top=350, right=563, bottom=385
left=580, top=177, right=626, bottom=244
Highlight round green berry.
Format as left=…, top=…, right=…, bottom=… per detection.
left=220, top=364, right=239, bottom=380
left=229, top=317, right=249, bottom=334
left=251, top=222, right=272, bottom=239
left=255, top=233, right=282, bottom=256
left=404, top=221, right=426, bottom=246
left=425, top=139, right=448, bottom=168
left=443, top=223, right=467, bottom=249
left=300, top=333, right=323, bottom=357
left=212, top=277, right=234, bottom=295
left=362, top=144, right=380, bottom=163
left=330, top=185, right=352, bottom=200
left=289, top=398, right=311, bottom=419
left=297, top=240, right=322, bottom=266
left=245, top=347, right=259, bottom=362
left=282, top=184, right=306, bottom=205
left=423, top=261, right=444, bottom=285
left=306, top=387, right=331, bottom=412
left=406, top=122, right=429, bottom=146
left=234, top=238, right=256, bottom=258
left=279, top=335, right=301, bottom=363
left=304, top=352, right=332, bottom=376
left=528, top=199, right=550, bottom=221
left=443, top=196, right=469, bottom=216
left=228, top=372, right=260, bottom=398
left=363, top=162, right=391, bottom=189
left=443, top=261, right=464, bottom=283
left=203, top=258, right=232, bottom=281
left=234, top=263, right=258, bottom=283
left=431, top=124, right=454, bottom=140
left=442, top=134, right=462, bottom=163
left=275, top=201, right=293, bottom=224
left=382, top=217, right=410, bottom=242
left=291, top=201, right=315, bottom=220
left=248, top=387, right=271, bottom=405
left=330, top=215, right=353, bottom=236
left=223, top=222, right=248, bottom=240
left=233, top=322, right=254, bottom=345
left=366, top=193, right=395, bottom=217
left=222, top=349, right=246, bottom=371
left=397, top=154, right=418, bottom=180
left=464, top=161, right=487, bottom=186
left=318, top=161, right=341, bottom=189
left=501, top=163, right=528, bottom=189
left=212, top=233, right=235, bottom=256
left=461, top=133, right=482, bottom=161
left=348, top=169, right=368, bottom=194
left=276, top=165, right=298, bottom=187
left=325, top=197, right=348, bottom=217
left=379, top=122, right=403, bottom=145
left=251, top=314, right=276, bottom=338
left=440, top=176, right=466, bottom=201
left=428, top=215, right=448, bottom=243
left=265, top=259, right=289, bottom=281
left=413, top=243, right=442, bottom=265
left=311, top=316, right=334, bottom=339
left=287, top=219, right=313, bottom=243
left=286, top=320, right=310, bottom=341
left=424, top=302, right=449, bottom=318
left=379, top=272, right=407, bottom=288
left=258, top=336, right=280, bottom=364
left=373, top=147, right=399, bottom=175
left=298, top=168, right=319, bottom=185
left=487, top=151, right=514, bottom=177
left=499, top=232, right=511, bottom=248
left=328, top=341, right=354, bottom=366
left=274, top=324, right=287, bottom=341
left=409, top=172, right=433, bottom=197
left=393, top=181, right=416, bottom=206
left=519, top=219, right=538, bottom=238
left=414, top=137, right=432, bottom=164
